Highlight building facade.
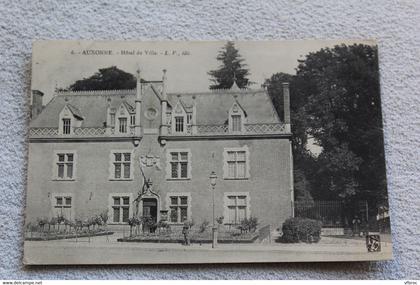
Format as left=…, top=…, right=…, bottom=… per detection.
left=26, top=70, right=293, bottom=230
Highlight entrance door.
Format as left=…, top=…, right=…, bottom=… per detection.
left=142, top=198, right=158, bottom=233
left=142, top=198, right=158, bottom=221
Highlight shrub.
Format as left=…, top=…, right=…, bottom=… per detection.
left=248, top=217, right=258, bottom=232
left=128, top=217, right=140, bottom=236
left=157, top=219, right=169, bottom=229
left=99, top=210, right=109, bottom=225
left=216, top=216, right=224, bottom=225
left=155, top=220, right=170, bottom=235
left=238, top=217, right=259, bottom=233
left=199, top=220, right=210, bottom=233
left=37, top=217, right=48, bottom=231
left=281, top=217, right=322, bottom=243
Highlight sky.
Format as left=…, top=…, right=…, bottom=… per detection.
left=31, top=39, right=375, bottom=105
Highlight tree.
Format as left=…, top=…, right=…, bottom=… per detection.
left=208, top=41, right=251, bottom=89
left=297, top=44, right=386, bottom=206
left=68, top=66, right=137, bottom=91
left=266, top=44, right=387, bottom=211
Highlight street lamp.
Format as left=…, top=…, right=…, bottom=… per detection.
left=209, top=171, right=217, bottom=248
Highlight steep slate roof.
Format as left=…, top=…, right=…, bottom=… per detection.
left=66, top=104, right=84, bottom=120
left=30, top=90, right=137, bottom=128
left=167, top=89, right=280, bottom=125
left=30, top=87, right=281, bottom=128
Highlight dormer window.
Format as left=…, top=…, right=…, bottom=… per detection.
left=175, top=116, right=184, bottom=133
left=110, top=114, right=115, bottom=126
left=186, top=113, right=192, bottom=124
left=113, top=102, right=133, bottom=134
left=171, top=99, right=189, bottom=134
left=58, top=104, right=83, bottom=135
left=231, top=115, right=241, bottom=132
left=119, top=118, right=127, bottom=133
left=228, top=101, right=246, bottom=133
left=62, top=118, right=71, bottom=134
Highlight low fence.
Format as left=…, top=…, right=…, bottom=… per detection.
left=294, top=200, right=370, bottom=229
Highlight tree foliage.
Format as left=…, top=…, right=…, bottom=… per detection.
left=266, top=44, right=387, bottom=209
left=68, top=66, right=137, bottom=91
left=208, top=41, right=251, bottom=89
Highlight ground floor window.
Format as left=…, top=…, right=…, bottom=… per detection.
left=52, top=194, right=72, bottom=219
left=169, top=195, right=189, bottom=223
left=225, top=194, right=250, bottom=225
left=112, top=196, right=130, bottom=223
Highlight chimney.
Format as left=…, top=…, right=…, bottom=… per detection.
left=162, top=69, right=167, bottom=101
left=282, top=82, right=290, bottom=125
left=160, top=69, right=168, bottom=136
left=31, top=90, right=44, bottom=119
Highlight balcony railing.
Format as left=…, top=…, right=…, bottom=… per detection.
left=29, top=123, right=288, bottom=139
left=164, top=123, right=288, bottom=136
left=29, top=126, right=136, bottom=139
left=245, top=123, right=286, bottom=134
left=74, top=127, right=106, bottom=136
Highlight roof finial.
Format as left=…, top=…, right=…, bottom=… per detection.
left=136, top=66, right=142, bottom=83
left=230, top=72, right=241, bottom=91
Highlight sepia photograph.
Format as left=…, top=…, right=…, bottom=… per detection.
left=23, top=40, right=391, bottom=264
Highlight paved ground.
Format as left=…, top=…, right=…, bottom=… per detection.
left=23, top=232, right=392, bottom=264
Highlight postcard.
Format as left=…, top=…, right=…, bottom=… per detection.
left=24, top=40, right=391, bottom=264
